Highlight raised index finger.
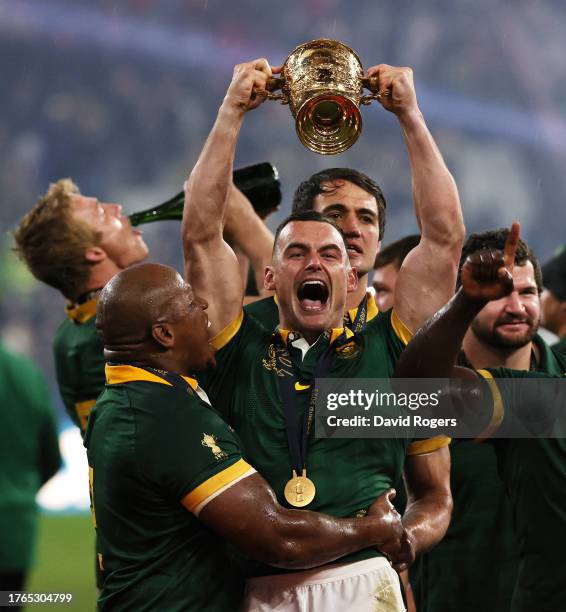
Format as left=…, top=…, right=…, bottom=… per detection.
left=503, top=221, right=520, bottom=272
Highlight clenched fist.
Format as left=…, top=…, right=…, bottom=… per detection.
left=365, top=64, right=418, bottom=117
left=460, top=222, right=520, bottom=302
left=223, top=58, right=272, bottom=113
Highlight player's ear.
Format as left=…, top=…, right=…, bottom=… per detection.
left=152, top=323, right=174, bottom=348
left=84, top=246, right=107, bottom=263
left=375, top=240, right=382, bottom=260
left=347, top=266, right=358, bottom=294
left=264, top=266, right=276, bottom=291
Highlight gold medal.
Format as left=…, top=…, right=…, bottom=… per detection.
left=284, top=469, right=316, bottom=507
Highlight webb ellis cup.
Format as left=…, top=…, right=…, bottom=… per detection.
left=264, top=39, right=388, bottom=155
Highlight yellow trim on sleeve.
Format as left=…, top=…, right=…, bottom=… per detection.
left=65, top=298, right=98, bottom=324
left=391, top=310, right=413, bottom=346
left=475, top=369, right=505, bottom=442
left=211, top=311, right=244, bottom=350
left=182, top=458, right=252, bottom=513
left=408, top=435, right=451, bottom=455
left=76, top=399, right=96, bottom=431
left=88, top=467, right=97, bottom=528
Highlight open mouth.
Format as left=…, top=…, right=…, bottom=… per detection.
left=297, top=280, right=329, bottom=311
left=346, top=242, right=362, bottom=256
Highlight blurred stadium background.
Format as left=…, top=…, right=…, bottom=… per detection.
left=1, top=0, right=565, bottom=607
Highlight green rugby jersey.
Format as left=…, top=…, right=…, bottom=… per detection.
left=201, top=308, right=449, bottom=572
left=0, top=344, right=61, bottom=572
left=244, top=291, right=380, bottom=333
left=552, top=334, right=566, bottom=353
left=477, top=339, right=566, bottom=612
left=53, top=298, right=105, bottom=433
left=85, top=364, right=253, bottom=611
left=412, top=438, right=519, bottom=612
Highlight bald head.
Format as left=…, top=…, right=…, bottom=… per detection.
left=97, top=263, right=215, bottom=373
left=97, top=263, right=184, bottom=356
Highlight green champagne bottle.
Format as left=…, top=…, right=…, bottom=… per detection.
left=129, top=162, right=281, bottom=226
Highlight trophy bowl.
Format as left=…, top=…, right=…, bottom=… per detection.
left=265, top=39, right=385, bottom=155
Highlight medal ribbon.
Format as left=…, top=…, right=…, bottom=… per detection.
left=276, top=331, right=348, bottom=475
left=349, top=293, right=368, bottom=333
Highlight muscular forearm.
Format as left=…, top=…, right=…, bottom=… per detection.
left=182, top=104, right=245, bottom=246
left=391, top=108, right=464, bottom=332
left=402, top=492, right=452, bottom=556
left=224, top=185, right=274, bottom=280
left=399, top=109, right=464, bottom=246
left=260, top=508, right=395, bottom=570
left=201, top=474, right=402, bottom=570
left=395, top=290, right=485, bottom=379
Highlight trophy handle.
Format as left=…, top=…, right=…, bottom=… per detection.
left=256, top=77, right=289, bottom=104
left=360, top=77, right=391, bottom=105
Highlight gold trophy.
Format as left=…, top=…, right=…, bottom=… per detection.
left=264, top=39, right=389, bottom=155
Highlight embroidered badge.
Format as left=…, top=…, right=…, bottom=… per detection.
left=262, top=343, right=293, bottom=377
left=335, top=340, right=360, bottom=359
left=201, top=433, right=228, bottom=460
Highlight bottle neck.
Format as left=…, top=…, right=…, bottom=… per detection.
left=128, top=162, right=281, bottom=226
left=128, top=191, right=184, bottom=226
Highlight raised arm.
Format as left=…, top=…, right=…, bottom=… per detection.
left=395, top=223, right=566, bottom=440
left=194, top=473, right=404, bottom=570
left=387, top=229, right=519, bottom=572
left=367, top=64, right=465, bottom=332
left=182, top=59, right=271, bottom=337
left=394, top=223, right=519, bottom=381
left=223, top=185, right=275, bottom=300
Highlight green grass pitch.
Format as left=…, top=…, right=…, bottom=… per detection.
left=26, top=513, right=97, bottom=610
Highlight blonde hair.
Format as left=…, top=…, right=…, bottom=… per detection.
left=14, top=179, right=101, bottom=301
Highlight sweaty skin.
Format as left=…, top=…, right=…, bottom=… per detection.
left=97, top=263, right=215, bottom=373
left=183, top=59, right=453, bottom=580
left=363, top=64, right=464, bottom=330
left=95, top=263, right=407, bottom=570
left=394, top=225, right=520, bottom=382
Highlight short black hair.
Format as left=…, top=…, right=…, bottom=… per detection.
left=458, top=228, right=542, bottom=291
left=292, top=168, right=386, bottom=239
left=273, top=209, right=347, bottom=256
left=374, top=235, right=420, bottom=270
